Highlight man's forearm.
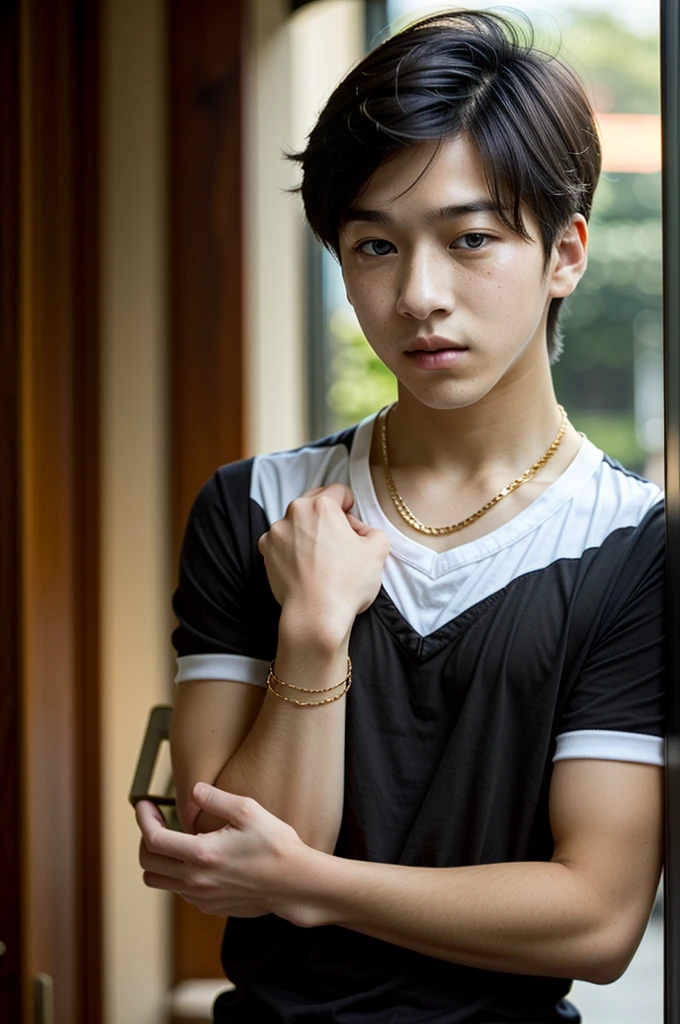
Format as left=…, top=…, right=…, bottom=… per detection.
left=283, top=849, right=636, bottom=984
left=194, top=610, right=350, bottom=852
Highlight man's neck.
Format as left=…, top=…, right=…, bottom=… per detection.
left=367, top=358, right=583, bottom=553
left=387, top=368, right=563, bottom=479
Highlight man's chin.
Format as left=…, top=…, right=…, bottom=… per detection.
left=396, top=378, right=496, bottom=413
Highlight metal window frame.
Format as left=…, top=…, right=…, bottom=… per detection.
left=662, top=1, right=680, bottom=1022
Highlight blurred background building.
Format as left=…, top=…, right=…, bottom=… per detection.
left=0, top=1, right=663, bottom=1022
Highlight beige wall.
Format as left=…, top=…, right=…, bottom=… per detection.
left=290, top=0, right=363, bottom=155
left=244, top=0, right=306, bottom=456
left=244, top=0, right=363, bottom=456
left=100, top=1, right=171, bottom=1022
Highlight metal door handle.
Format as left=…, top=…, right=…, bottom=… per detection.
left=128, top=705, right=181, bottom=829
left=34, top=974, right=53, bottom=1024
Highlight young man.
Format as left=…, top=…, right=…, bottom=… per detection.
left=136, top=11, right=664, bottom=1023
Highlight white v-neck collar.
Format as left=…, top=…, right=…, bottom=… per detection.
left=348, top=411, right=603, bottom=580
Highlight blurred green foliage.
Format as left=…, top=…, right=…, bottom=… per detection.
left=552, top=172, right=662, bottom=470
left=327, top=310, right=398, bottom=425
left=323, top=8, right=662, bottom=472
left=552, top=11, right=660, bottom=113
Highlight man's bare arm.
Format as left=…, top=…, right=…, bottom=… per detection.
left=142, top=757, right=662, bottom=982
left=287, top=758, right=663, bottom=982
left=169, top=485, right=389, bottom=852
left=171, top=634, right=350, bottom=850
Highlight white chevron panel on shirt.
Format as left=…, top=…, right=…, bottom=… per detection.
left=249, top=415, right=662, bottom=640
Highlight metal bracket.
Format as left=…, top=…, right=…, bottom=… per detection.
left=33, top=974, right=53, bottom=1024
left=128, top=705, right=182, bottom=830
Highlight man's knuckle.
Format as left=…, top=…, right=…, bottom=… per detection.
left=145, top=834, right=162, bottom=856
left=313, top=494, right=334, bottom=513
left=269, top=520, right=286, bottom=541
left=190, top=871, right=210, bottom=891
left=193, top=843, right=214, bottom=868
left=240, top=796, right=258, bottom=820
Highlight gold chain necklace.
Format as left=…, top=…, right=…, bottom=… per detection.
left=379, top=404, right=569, bottom=537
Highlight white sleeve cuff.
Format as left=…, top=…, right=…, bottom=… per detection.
left=174, top=653, right=269, bottom=686
left=553, top=729, right=664, bottom=766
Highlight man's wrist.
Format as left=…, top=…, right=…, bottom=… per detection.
left=273, top=841, right=337, bottom=929
left=278, top=601, right=352, bottom=655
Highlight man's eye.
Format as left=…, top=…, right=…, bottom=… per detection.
left=454, top=233, right=489, bottom=250
left=358, top=239, right=395, bottom=256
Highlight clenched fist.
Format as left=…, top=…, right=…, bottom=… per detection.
left=257, top=484, right=390, bottom=647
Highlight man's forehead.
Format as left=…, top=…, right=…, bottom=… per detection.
left=341, top=135, right=504, bottom=226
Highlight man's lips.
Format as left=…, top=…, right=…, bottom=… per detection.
left=405, top=335, right=467, bottom=353
left=404, top=337, right=469, bottom=369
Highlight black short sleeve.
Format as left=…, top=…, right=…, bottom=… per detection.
left=554, top=501, right=665, bottom=759
left=171, top=460, right=278, bottom=666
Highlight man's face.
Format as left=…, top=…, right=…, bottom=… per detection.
left=338, top=134, right=584, bottom=411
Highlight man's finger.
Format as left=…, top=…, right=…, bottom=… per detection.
left=142, top=870, right=191, bottom=893
left=192, top=782, right=254, bottom=826
left=302, top=483, right=355, bottom=513
left=346, top=514, right=391, bottom=551
left=139, top=842, right=187, bottom=878
left=134, top=799, right=166, bottom=827
left=346, top=513, right=375, bottom=537
left=135, top=799, right=206, bottom=860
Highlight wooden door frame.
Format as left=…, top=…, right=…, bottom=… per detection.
left=168, top=0, right=246, bottom=984
left=0, top=0, right=102, bottom=1020
left=0, top=0, right=23, bottom=1016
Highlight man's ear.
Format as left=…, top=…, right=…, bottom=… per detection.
left=548, top=214, right=588, bottom=299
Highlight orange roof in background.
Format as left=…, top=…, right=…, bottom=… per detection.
left=595, top=113, right=661, bottom=173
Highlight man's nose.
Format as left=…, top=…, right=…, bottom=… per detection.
left=395, top=246, right=455, bottom=320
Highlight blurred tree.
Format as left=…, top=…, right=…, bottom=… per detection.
left=553, top=171, right=662, bottom=470
left=555, top=10, right=660, bottom=113
left=327, top=310, right=397, bottom=425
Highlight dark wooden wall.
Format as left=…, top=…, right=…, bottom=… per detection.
left=168, top=0, right=246, bottom=983
left=0, top=0, right=102, bottom=1020
left=0, top=0, right=23, bottom=1015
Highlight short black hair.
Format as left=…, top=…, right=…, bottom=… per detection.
left=290, top=9, right=602, bottom=362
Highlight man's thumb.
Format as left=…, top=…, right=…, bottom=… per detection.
left=192, top=783, right=248, bottom=824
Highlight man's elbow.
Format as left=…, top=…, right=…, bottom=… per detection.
left=175, top=790, right=204, bottom=834
left=575, top=921, right=643, bottom=985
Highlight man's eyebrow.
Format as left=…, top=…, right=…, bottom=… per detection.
left=342, top=200, right=503, bottom=228
left=426, top=201, right=504, bottom=224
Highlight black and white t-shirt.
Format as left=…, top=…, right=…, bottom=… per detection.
left=173, top=413, right=665, bottom=1024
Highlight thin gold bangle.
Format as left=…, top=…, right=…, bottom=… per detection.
left=266, top=676, right=351, bottom=707
left=267, top=657, right=352, bottom=693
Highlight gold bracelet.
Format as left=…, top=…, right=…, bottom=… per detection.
left=267, top=657, right=352, bottom=693
left=266, top=675, right=351, bottom=707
